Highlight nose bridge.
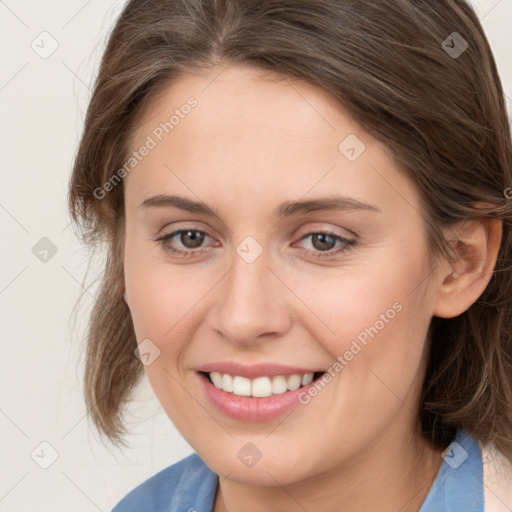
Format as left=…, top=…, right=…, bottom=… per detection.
left=211, top=236, right=290, bottom=344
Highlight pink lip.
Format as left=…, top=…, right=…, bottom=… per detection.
left=197, top=370, right=324, bottom=422
left=197, top=361, right=322, bottom=379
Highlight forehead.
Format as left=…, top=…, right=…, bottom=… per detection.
left=130, top=63, right=379, bottom=158
left=125, top=64, right=418, bottom=220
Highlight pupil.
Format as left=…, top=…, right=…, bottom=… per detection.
left=182, top=230, right=204, bottom=248
left=312, top=233, right=334, bottom=251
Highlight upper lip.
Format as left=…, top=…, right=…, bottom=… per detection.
left=197, top=361, right=324, bottom=379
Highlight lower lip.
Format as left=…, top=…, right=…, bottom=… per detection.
left=198, top=372, right=322, bottom=422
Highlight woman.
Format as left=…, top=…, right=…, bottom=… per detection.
left=68, top=0, right=512, bottom=510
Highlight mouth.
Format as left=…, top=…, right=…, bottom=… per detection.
left=197, top=370, right=328, bottom=422
left=200, top=370, right=326, bottom=397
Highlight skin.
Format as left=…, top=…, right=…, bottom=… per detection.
left=122, top=63, right=502, bottom=511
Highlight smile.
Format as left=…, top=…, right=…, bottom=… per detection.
left=206, top=371, right=322, bottom=397
left=197, top=369, right=328, bottom=422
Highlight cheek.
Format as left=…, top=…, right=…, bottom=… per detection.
left=287, top=243, right=433, bottom=414
left=124, top=233, right=207, bottom=339
left=123, top=247, right=209, bottom=431
left=282, top=263, right=432, bottom=468
left=286, top=242, right=431, bottom=353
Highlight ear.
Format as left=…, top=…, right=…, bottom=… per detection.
left=433, top=213, right=502, bottom=319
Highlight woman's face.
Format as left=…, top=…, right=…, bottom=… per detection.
left=123, top=64, right=445, bottom=485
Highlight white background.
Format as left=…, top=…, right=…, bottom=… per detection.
left=0, top=1, right=511, bottom=510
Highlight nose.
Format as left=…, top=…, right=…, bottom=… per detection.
left=206, top=243, right=292, bottom=346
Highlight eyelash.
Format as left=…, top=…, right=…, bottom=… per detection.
left=155, top=228, right=356, bottom=259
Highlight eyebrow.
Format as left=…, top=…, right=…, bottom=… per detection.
left=140, top=194, right=382, bottom=217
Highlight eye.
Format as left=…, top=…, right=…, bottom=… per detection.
left=155, top=228, right=215, bottom=257
left=294, top=231, right=356, bottom=259
left=155, top=228, right=356, bottom=259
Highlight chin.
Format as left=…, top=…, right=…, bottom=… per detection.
left=197, top=441, right=321, bottom=487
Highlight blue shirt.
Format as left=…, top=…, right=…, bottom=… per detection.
left=112, top=429, right=483, bottom=512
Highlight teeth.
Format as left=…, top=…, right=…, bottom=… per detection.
left=210, top=372, right=223, bottom=389
left=252, top=376, right=272, bottom=397
left=301, top=373, right=314, bottom=386
left=286, top=374, right=302, bottom=391
left=233, top=376, right=251, bottom=396
left=208, top=372, right=317, bottom=397
left=272, top=376, right=288, bottom=395
left=222, top=373, right=233, bottom=392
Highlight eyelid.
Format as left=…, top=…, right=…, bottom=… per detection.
left=296, top=226, right=355, bottom=241
left=155, top=221, right=211, bottom=237
left=294, top=222, right=357, bottom=240
left=296, top=229, right=354, bottom=244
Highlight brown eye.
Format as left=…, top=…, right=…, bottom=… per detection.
left=296, top=231, right=356, bottom=259
left=309, top=233, right=337, bottom=251
left=178, top=230, right=205, bottom=248
left=156, top=228, right=213, bottom=257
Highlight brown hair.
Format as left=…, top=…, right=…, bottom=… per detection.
left=68, top=0, right=512, bottom=460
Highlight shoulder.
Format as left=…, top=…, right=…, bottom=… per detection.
left=420, top=429, right=484, bottom=511
left=111, top=452, right=218, bottom=512
left=482, top=440, right=512, bottom=512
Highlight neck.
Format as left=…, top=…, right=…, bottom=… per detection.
left=213, top=420, right=445, bottom=512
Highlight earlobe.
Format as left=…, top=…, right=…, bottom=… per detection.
left=433, top=216, right=502, bottom=319
left=123, top=292, right=130, bottom=309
